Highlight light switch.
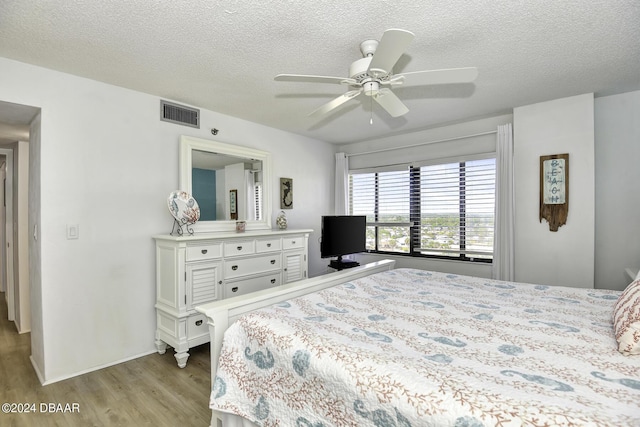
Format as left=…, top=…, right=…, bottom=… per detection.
left=67, top=224, right=79, bottom=240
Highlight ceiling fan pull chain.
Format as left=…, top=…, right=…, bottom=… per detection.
left=370, top=86, right=374, bottom=124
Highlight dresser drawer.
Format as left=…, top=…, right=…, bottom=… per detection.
left=282, top=235, right=304, bottom=250
left=224, top=240, right=256, bottom=257
left=187, top=314, right=209, bottom=340
left=256, top=238, right=281, bottom=253
left=225, top=273, right=281, bottom=298
left=224, top=254, right=281, bottom=279
left=186, top=243, right=222, bottom=261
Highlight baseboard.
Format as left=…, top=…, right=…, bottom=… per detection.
left=30, top=355, right=46, bottom=385
left=39, top=349, right=158, bottom=386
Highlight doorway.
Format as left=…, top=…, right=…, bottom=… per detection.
left=0, top=148, right=14, bottom=325
left=0, top=100, right=38, bottom=343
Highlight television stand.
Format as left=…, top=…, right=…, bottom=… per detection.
left=329, top=256, right=360, bottom=271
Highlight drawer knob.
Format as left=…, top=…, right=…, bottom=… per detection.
left=270, top=279, right=276, bottom=284
left=195, top=320, right=203, bottom=326
left=232, top=287, right=239, bottom=293
left=201, top=249, right=208, bottom=254
left=237, top=246, right=243, bottom=251
left=218, top=280, right=223, bottom=285
left=232, top=265, right=238, bottom=271
left=270, top=259, right=276, bottom=264
left=267, top=243, right=271, bottom=247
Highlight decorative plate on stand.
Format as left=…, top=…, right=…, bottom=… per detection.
left=167, top=191, right=200, bottom=235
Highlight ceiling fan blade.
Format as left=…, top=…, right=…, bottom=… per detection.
left=367, top=29, right=415, bottom=77
left=309, top=89, right=363, bottom=117
left=393, top=67, right=478, bottom=86
left=275, top=74, right=357, bottom=85
left=373, top=89, right=409, bottom=117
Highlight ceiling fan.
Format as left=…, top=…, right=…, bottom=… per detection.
left=275, top=29, right=478, bottom=120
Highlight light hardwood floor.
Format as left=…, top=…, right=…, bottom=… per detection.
left=0, top=293, right=212, bottom=427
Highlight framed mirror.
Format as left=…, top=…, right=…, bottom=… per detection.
left=179, top=135, right=272, bottom=233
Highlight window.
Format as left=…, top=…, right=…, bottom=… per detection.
left=254, top=183, right=263, bottom=220
left=349, top=157, right=495, bottom=262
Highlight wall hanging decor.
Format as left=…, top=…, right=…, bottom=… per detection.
left=280, top=177, right=293, bottom=209
left=539, top=153, right=569, bottom=232
left=229, top=189, right=238, bottom=220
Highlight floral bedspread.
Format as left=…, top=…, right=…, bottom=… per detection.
left=210, top=268, right=640, bottom=426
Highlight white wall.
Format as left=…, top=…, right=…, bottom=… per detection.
left=224, top=163, right=246, bottom=220
left=594, top=90, right=640, bottom=290
left=0, top=57, right=335, bottom=383
left=514, top=93, right=595, bottom=288
left=339, top=114, right=513, bottom=278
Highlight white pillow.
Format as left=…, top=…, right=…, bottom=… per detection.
left=635, top=268, right=640, bottom=282
left=613, top=279, right=640, bottom=355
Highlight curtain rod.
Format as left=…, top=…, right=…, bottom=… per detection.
left=345, top=130, right=498, bottom=158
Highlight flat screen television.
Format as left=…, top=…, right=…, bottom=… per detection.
left=320, top=215, right=366, bottom=269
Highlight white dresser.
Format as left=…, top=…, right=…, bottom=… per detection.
left=153, top=229, right=312, bottom=367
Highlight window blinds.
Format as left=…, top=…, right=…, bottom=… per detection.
left=349, top=157, right=495, bottom=260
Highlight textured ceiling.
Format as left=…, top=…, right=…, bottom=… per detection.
left=0, top=1, right=638, bottom=144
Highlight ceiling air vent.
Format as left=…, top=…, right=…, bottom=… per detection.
left=160, top=100, right=200, bottom=128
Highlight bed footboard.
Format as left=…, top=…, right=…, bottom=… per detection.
left=195, top=259, right=395, bottom=427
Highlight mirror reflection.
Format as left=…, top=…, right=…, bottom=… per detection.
left=179, top=135, right=272, bottom=232
left=191, top=149, right=263, bottom=221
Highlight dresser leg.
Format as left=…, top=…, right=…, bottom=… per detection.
left=155, top=339, right=168, bottom=355
left=174, top=351, right=190, bottom=368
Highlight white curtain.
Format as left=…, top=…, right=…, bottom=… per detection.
left=492, top=123, right=515, bottom=281
left=335, top=152, right=349, bottom=215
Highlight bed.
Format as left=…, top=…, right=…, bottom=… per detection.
left=196, top=260, right=640, bottom=426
